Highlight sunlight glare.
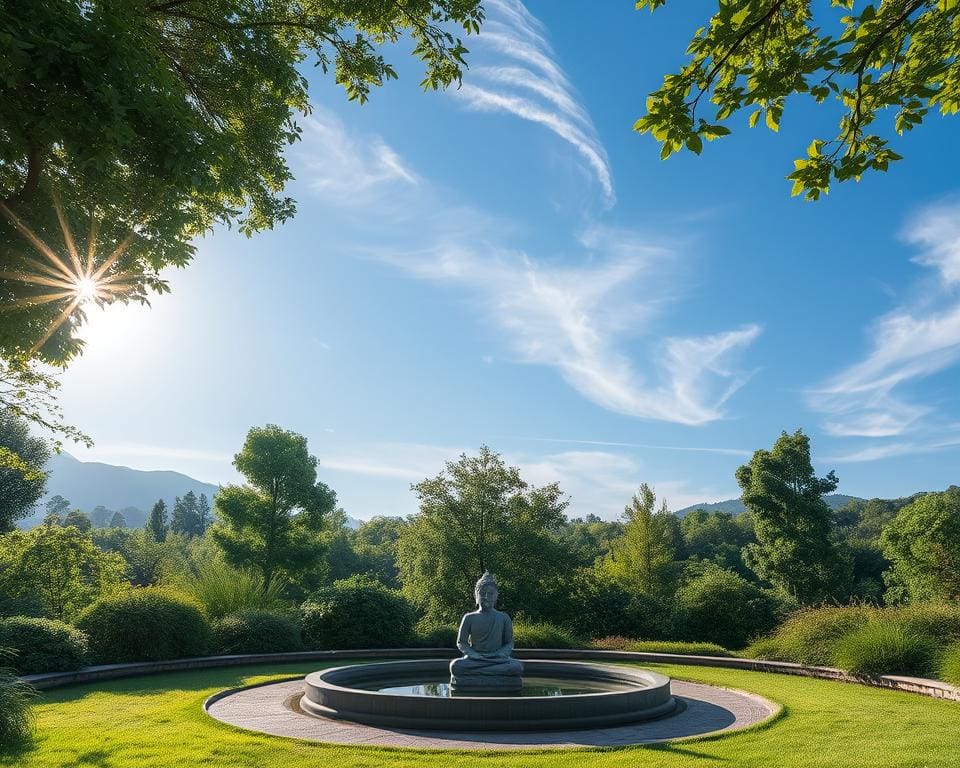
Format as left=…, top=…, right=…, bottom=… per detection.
left=75, top=277, right=98, bottom=303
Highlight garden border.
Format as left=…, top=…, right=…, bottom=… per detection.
left=22, top=647, right=960, bottom=701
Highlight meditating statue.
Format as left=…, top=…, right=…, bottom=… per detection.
left=449, top=571, right=524, bottom=692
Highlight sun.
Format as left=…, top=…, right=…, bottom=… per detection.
left=74, top=277, right=99, bottom=304
left=0, top=193, right=140, bottom=354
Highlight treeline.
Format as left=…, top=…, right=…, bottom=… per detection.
left=40, top=492, right=212, bottom=535
left=1, top=417, right=958, bottom=666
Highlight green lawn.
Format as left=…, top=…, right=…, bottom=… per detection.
left=5, top=661, right=959, bottom=767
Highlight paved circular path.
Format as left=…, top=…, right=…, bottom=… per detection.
left=205, top=677, right=779, bottom=750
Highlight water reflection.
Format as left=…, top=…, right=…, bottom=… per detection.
left=366, top=677, right=632, bottom=698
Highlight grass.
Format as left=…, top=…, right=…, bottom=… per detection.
left=590, top=638, right=732, bottom=656
left=832, top=623, right=938, bottom=677
left=6, top=660, right=960, bottom=767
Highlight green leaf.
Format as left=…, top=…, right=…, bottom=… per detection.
left=686, top=134, right=703, bottom=154
left=748, top=110, right=761, bottom=128
left=765, top=108, right=780, bottom=132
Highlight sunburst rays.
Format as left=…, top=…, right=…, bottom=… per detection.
left=0, top=194, right=140, bottom=354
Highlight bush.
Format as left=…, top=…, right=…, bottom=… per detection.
left=211, top=610, right=302, bottom=654
left=412, top=619, right=458, bottom=648
left=591, top=637, right=732, bottom=656
left=0, top=658, right=34, bottom=750
left=568, top=574, right=673, bottom=640
left=76, top=588, right=210, bottom=663
left=0, top=617, right=88, bottom=674
left=512, top=622, right=582, bottom=649
left=832, top=622, right=938, bottom=677
left=746, top=605, right=876, bottom=666
left=675, top=567, right=789, bottom=649
left=181, top=559, right=287, bottom=621
left=939, top=642, right=960, bottom=686
left=301, top=576, right=415, bottom=650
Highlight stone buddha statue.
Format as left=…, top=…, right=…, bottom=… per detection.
left=449, top=571, right=523, bottom=692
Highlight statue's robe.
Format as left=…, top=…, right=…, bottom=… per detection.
left=449, top=609, right=523, bottom=690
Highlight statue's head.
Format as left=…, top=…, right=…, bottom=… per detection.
left=474, top=570, right=499, bottom=610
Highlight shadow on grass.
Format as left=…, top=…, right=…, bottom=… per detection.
left=0, top=733, right=37, bottom=765
left=644, top=743, right=729, bottom=761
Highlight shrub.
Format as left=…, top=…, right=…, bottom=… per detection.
left=0, top=651, right=34, bottom=749
left=0, top=617, right=88, bottom=674
left=568, top=574, right=673, bottom=640
left=591, top=637, right=732, bottom=656
left=181, top=559, right=286, bottom=621
left=412, top=619, right=458, bottom=648
left=76, top=588, right=210, bottom=663
left=211, top=610, right=303, bottom=654
left=512, top=622, right=582, bottom=649
left=747, top=605, right=876, bottom=666
left=939, top=642, right=960, bottom=686
left=832, top=622, right=938, bottom=677
left=301, top=576, right=415, bottom=650
left=675, top=567, right=788, bottom=649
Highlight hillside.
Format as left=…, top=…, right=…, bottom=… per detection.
left=674, top=494, right=865, bottom=518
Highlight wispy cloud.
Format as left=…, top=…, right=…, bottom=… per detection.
left=387, top=230, right=760, bottom=425
left=453, top=0, right=614, bottom=203
left=295, top=109, right=417, bottom=201
left=809, top=200, right=960, bottom=444
left=826, top=434, right=960, bottom=464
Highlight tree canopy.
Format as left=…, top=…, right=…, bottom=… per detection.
left=598, top=484, right=680, bottom=598
left=396, top=446, right=571, bottom=622
left=881, top=486, right=960, bottom=601
left=0, top=408, right=50, bottom=532
left=736, top=429, right=850, bottom=603
left=635, top=0, right=960, bottom=199
left=212, top=424, right=336, bottom=590
left=1, top=0, right=483, bottom=368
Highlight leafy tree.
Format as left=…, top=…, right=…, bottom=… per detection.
left=0, top=408, right=49, bottom=531
left=598, top=484, right=680, bottom=598
left=212, top=425, right=336, bottom=591
left=62, top=508, right=92, bottom=532
left=558, top=514, right=624, bottom=568
left=396, top=446, right=571, bottom=622
left=89, top=505, right=112, bottom=528
left=108, top=511, right=126, bottom=529
left=0, top=525, right=126, bottom=620
left=171, top=491, right=201, bottom=537
left=634, top=1, right=960, bottom=199
left=680, top=509, right=756, bottom=577
left=736, top=430, right=850, bottom=603
left=197, top=493, right=212, bottom=534
left=881, top=486, right=960, bottom=602
left=350, top=515, right=408, bottom=589
left=147, top=499, right=169, bottom=543
left=1, top=0, right=484, bottom=369
left=45, top=495, right=70, bottom=519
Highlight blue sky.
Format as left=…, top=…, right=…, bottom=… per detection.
left=56, top=1, right=960, bottom=520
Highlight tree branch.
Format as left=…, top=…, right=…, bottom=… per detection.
left=2, top=142, right=42, bottom=208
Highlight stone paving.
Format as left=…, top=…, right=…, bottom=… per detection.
left=205, top=678, right=779, bottom=750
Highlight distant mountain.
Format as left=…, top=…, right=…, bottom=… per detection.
left=19, top=452, right=220, bottom=529
left=674, top=494, right=865, bottom=518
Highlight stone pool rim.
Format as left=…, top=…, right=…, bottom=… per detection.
left=300, top=659, right=679, bottom=731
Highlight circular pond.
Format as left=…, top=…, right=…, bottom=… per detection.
left=301, top=659, right=679, bottom=731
